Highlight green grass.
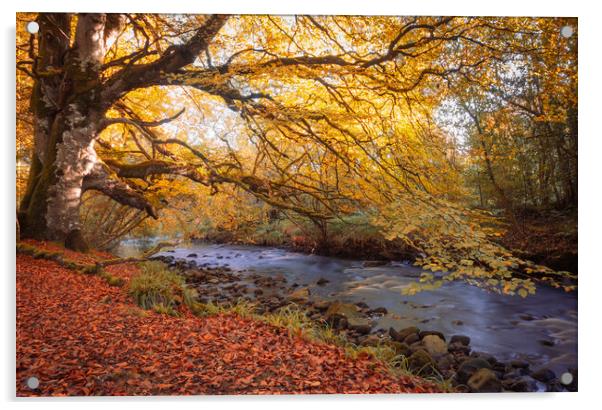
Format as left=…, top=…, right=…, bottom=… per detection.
left=128, top=261, right=197, bottom=315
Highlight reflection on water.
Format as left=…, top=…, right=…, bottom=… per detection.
left=117, top=240, right=577, bottom=373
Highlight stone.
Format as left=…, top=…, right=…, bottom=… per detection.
left=448, top=342, right=471, bottom=355
left=422, top=335, right=448, bottom=357
left=531, top=367, right=556, bottom=383
left=326, top=301, right=360, bottom=318
left=455, top=358, right=492, bottom=385
left=389, top=326, right=420, bottom=343
left=360, top=334, right=384, bottom=347
left=470, top=351, right=497, bottom=366
left=502, top=377, right=537, bottom=392
left=450, top=335, right=471, bottom=346
left=368, top=307, right=388, bottom=315
left=467, top=368, right=502, bottom=392
left=419, top=330, right=446, bottom=342
left=325, top=301, right=365, bottom=329
left=187, top=253, right=198, bottom=258
left=312, top=298, right=330, bottom=311
left=407, top=349, right=437, bottom=377
left=509, top=360, right=530, bottom=369
left=316, top=277, right=329, bottom=286
left=437, top=354, right=456, bottom=371
left=347, top=317, right=373, bottom=335
left=452, top=319, right=464, bottom=326
left=403, top=333, right=420, bottom=345
left=289, top=287, right=310, bottom=302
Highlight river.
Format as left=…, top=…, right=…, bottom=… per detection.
left=116, top=240, right=578, bottom=376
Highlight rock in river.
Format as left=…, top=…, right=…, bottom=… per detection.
left=289, top=287, right=310, bottom=303
left=326, top=301, right=360, bottom=320
left=389, top=326, right=419, bottom=343
left=346, top=317, right=373, bottom=335
left=531, top=367, right=556, bottom=383
left=455, top=358, right=492, bottom=385
left=450, top=335, right=471, bottom=346
left=407, top=350, right=437, bottom=377
left=422, top=334, right=448, bottom=357
left=419, top=330, right=446, bottom=342
left=467, top=368, right=502, bottom=392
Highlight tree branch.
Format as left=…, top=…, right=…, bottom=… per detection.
left=82, top=162, right=158, bottom=218
left=101, top=14, right=229, bottom=106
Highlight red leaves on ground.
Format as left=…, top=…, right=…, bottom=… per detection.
left=16, top=241, right=440, bottom=396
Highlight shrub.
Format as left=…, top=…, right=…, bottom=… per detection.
left=128, top=261, right=197, bottom=314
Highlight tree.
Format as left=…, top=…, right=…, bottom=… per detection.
left=18, top=14, right=227, bottom=250
left=16, top=14, right=577, bottom=294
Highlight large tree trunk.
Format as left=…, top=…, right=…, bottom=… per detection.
left=19, top=13, right=123, bottom=250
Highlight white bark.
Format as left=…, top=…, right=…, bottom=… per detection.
left=45, top=13, right=124, bottom=238
left=45, top=106, right=99, bottom=237
left=75, top=14, right=123, bottom=67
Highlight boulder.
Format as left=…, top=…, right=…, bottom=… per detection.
left=455, top=358, right=492, bottom=385
left=187, top=253, right=198, bottom=258
left=316, top=277, right=330, bottom=286
left=509, top=360, right=530, bottom=369
left=289, top=287, right=310, bottom=302
left=312, top=298, right=331, bottom=311
left=467, top=368, right=502, bottom=392
left=407, top=349, right=437, bottom=377
left=448, top=342, right=471, bottom=355
left=404, top=333, right=420, bottom=345
left=368, top=307, right=388, bottom=316
left=389, top=326, right=420, bottom=343
left=502, top=377, right=537, bottom=392
left=531, top=367, right=556, bottom=383
left=450, top=335, right=471, bottom=346
left=360, top=334, right=384, bottom=347
left=347, top=317, right=373, bottom=335
left=437, top=354, right=456, bottom=372
left=419, top=330, right=446, bottom=342
left=422, top=335, right=448, bottom=357
left=325, top=301, right=365, bottom=329
left=326, top=301, right=360, bottom=319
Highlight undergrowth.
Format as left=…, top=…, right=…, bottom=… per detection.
left=128, top=261, right=197, bottom=316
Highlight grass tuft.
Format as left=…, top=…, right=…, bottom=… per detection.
left=128, top=261, right=197, bottom=313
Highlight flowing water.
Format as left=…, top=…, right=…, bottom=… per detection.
left=117, top=240, right=578, bottom=375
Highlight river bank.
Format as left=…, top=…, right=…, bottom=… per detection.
left=148, top=243, right=578, bottom=393
left=16, top=240, right=440, bottom=396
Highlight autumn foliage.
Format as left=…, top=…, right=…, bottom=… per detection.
left=16, top=241, right=440, bottom=396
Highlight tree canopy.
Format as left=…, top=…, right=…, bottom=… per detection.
left=16, top=14, right=577, bottom=295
